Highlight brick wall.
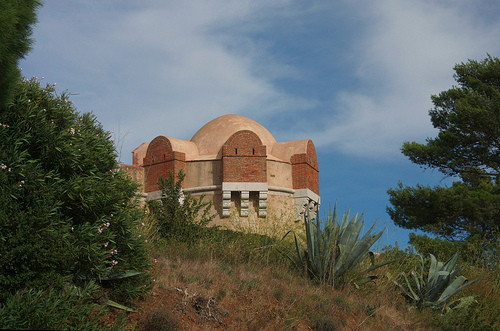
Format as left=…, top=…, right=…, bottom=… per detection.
left=222, top=130, right=267, bottom=183
left=291, top=140, right=319, bottom=195
left=142, top=136, right=186, bottom=192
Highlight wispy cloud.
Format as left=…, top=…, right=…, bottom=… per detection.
left=22, top=0, right=500, bottom=163
left=25, top=0, right=314, bottom=160
left=309, top=0, right=500, bottom=159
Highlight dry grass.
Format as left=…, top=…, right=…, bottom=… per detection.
left=127, top=239, right=433, bottom=330
left=124, top=215, right=499, bottom=330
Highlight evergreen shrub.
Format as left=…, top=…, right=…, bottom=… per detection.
left=0, top=76, right=150, bottom=303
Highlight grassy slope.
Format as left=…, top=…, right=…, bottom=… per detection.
left=125, top=217, right=500, bottom=330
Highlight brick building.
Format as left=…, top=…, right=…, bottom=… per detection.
left=126, top=114, right=320, bottom=232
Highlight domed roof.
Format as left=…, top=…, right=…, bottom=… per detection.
left=191, top=114, right=277, bottom=157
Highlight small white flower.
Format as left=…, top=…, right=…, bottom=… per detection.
left=104, top=242, right=109, bottom=247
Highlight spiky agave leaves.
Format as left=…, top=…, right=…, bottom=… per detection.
left=393, top=252, right=479, bottom=309
left=287, top=203, right=388, bottom=285
left=331, top=205, right=387, bottom=279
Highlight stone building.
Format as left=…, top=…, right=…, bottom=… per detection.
left=125, top=114, right=320, bottom=232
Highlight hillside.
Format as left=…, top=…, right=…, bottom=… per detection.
left=124, top=226, right=499, bottom=331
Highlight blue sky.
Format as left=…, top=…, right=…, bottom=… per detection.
left=20, top=0, right=500, bottom=247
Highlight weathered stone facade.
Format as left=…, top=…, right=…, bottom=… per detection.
left=124, top=114, right=320, bottom=234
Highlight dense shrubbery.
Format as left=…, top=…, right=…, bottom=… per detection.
left=0, top=77, right=151, bottom=327
left=0, top=282, right=127, bottom=330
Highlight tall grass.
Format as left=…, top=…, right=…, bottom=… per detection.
left=130, top=214, right=500, bottom=330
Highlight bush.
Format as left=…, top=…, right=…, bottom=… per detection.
left=0, top=282, right=126, bottom=330
left=0, top=76, right=150, bottom=303
left=148, top=170, right=215, bottom=243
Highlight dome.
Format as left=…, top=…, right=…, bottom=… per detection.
left=190, top=114, right=277, bottom=157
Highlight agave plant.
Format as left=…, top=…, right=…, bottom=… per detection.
left=392, top=252, right=478, bottom=309
left=285, top=204, right=392, bottom=285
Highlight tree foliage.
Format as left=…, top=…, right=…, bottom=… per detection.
left=0, top=0, right=41, bottom=110
left=388, top=172, right=500, bottom=240
left=402, top=55, right=500, bottom=177
left=388, top=56, right=500, bottom=242
left=0, top=77, right=150, bottom=302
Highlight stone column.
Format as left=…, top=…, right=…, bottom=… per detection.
left=240, top=190, right=249, bottom=216
left=222, top=190, right=231, bottom=217
left=258, top=191, right=267, bottom=217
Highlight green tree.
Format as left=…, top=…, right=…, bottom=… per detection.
left=388, top=56, right=500, bottom=242
left=0, top=76, right=150, bottom=303
left=0, top=0, right=41, bottom=110
left=148, top=170, right=215, bottom=242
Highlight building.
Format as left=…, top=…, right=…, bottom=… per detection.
left=125, top=114, right=320, bottom=233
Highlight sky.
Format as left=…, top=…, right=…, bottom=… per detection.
left=20, top=0, right=500, bottom=248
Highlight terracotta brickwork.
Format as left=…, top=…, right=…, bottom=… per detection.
left=222, top=130, right=267, bottom=183
left=291, top=140, right=319, bottom=195
left=143, top=136, right=186, bottom=192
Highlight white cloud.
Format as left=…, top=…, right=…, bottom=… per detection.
left=23, top=0, right=317, bottom=163
left=21, top=0, right=500, bottom=163
left=309, top=0, right=500, bottom=159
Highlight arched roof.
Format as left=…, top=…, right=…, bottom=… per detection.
left=272, top=140, right=315, bottom=163
left=144, top=136, right=199, bottom=162
left=190, top=114, right=277, bottom=157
